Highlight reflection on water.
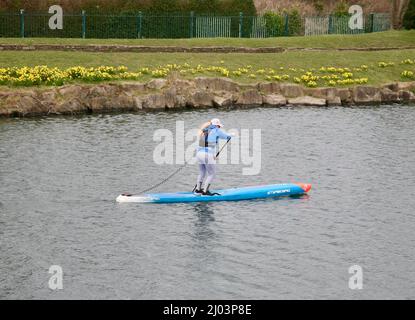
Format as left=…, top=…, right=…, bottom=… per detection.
left=1, top=106, right=415, bottom=299
left=191, top=203, right=217, bottom=246
left=194, top=203, right=215, bottom=225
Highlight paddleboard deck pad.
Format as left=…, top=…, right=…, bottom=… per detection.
left=116, top=183, right=311, bottom=203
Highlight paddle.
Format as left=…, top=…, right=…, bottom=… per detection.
left=136, top=137, right=232, bottom=195
left=215, top=137, right=231, bottom=158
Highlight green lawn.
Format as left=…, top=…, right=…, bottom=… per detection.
left=1, top=30, right=415, bottom=88
left=0, top=49, right=414, bottom=86
left=0, top=30, right=414, bottom=49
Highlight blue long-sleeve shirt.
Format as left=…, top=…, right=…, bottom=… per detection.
left=198, top=125, right=231, bottom=153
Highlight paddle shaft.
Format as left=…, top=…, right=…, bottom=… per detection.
left=216, top=137, right=231, bottom=158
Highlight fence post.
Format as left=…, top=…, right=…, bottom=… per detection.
left=82, top=10, right=86, bottom=39
left=239, top=12, right=243, bottom=38
left=137, top=11, right=142, bottom=39
left=284, top=13, right=289, bottom=36
left=190, top=11, right=194, bottom=38
left=328, top=15, right=333, bottom=34
left=369, top=13, right=375, bottom=33
left=20, top=9, right=25, bottom=38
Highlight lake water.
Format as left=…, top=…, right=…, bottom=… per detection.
left=1, top=105, right=414, bottom=299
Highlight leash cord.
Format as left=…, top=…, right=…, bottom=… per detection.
left=138, top=138, right=231, bottom=194
left=137, top=162, right=188, bottom=194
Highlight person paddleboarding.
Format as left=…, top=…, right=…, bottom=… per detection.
left=193, top=118, right=232, bottom=196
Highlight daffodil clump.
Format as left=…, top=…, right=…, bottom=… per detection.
left=402, top=70, right=414, bottom=79
left=399, top=57, right=415, bottom=80
left=0, top=59, right=414, bottom=87
left=378, top=61, right=395, bottom=68
left=0, top=66, right=66, bottom=86
left=286, top=66, right=369, bottom=87
left=0, top=65, right=142, bottom=86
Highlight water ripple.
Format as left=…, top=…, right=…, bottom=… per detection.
left=1, top=105, right=414, bottom=299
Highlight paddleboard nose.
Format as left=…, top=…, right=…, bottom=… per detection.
left=296, top=183, right=312, bottom=193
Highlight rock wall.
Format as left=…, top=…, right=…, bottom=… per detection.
left=0, top=78, right=414, bottom=117
left=0, top=44, right=285, bottom=53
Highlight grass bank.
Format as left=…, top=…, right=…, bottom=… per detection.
left=1, top=30, right=415, bottom=88
left=0, top=49, right=415, bottom=87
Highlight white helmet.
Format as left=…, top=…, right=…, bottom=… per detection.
left=211, top=118, right=223, bottom=127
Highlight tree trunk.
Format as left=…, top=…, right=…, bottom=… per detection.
left=393, top=0, right=411, bottom=29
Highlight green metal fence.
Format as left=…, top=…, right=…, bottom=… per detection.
left=0, top=12, right=20, bottom=37
left=305, top=13, right=392, bottom=36
left=372, top=13, right=392, bottom=32
left=0, top=11, right=391, bottom=39
left=196, top=16, right=232, bottom=38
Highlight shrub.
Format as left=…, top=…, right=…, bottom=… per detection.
left=0, top=0, right=257, bottom=15
left=313, top=1, right=324, bottom=16
left=263, top=9, right=303, bottom=37
left=403, top=0, right=415, bottom=30
left=333, top=1, right=349, bottom=17
left=287, top=9, right=302, bottom=36
left=263, top=11, right=284, bottom=37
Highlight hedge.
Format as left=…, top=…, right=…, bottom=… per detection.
left=403, top=0, right=415, bottom=30
left=0, top=0, right=257, bottom=16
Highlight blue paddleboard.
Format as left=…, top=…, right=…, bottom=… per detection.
left=116, top=183, right=311, bottom=203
